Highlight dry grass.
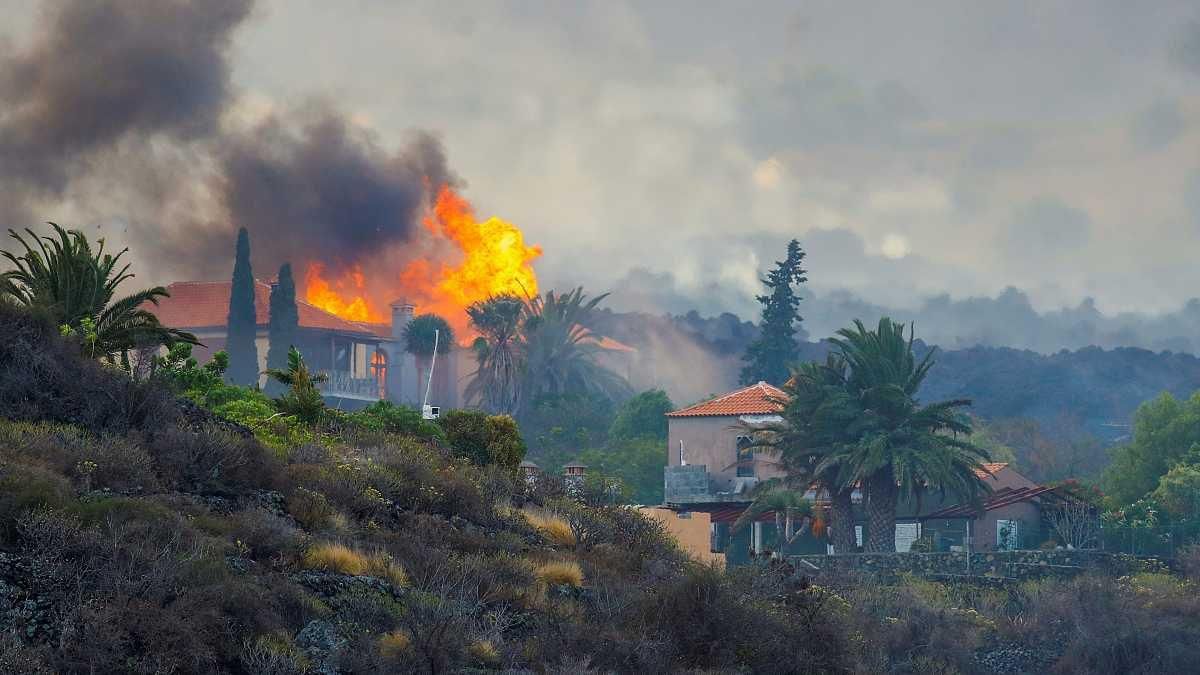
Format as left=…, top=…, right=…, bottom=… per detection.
left=377, top=631, right=411, bottom=658
left=364, top=552, right=409, bottom=587
left=301, top=543, right=409, bottom=586
left=302, top=543, right=368, bottom=575
left=524, top=508, right=576, bottom=547
left=537, top=560, right=584, bottom=587
left=468, top=639, right=501, bottom=666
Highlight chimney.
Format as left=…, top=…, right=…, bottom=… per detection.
left=389, top=299, right=415, bottom=339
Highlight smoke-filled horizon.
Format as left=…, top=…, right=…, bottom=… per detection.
left=3, top=1, right=1200, bottom=353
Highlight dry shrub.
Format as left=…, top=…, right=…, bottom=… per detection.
left=458, top=552, right=542, bottom=607
left=524, top=508, right=577, bottom=547
left=0, top=463, right=73, bottom=544
left=302, top=543, right=368, bottom=575
left=0, top=304, right=179, bottom=435
left=365, top=551, right=410, bottom=587
left=839, top=574, right=987, bottom=672
left=468, top=639, right=501, bottom=667
left=287, top=487, right=335, bottom=531
left=240, top=631, right=312, bottom=675
left=537, top=560, right=584, bottom=588
left=149, top=426, right=283, bottom=495
left=1178, top=544, right=1200, bottom=582
left=0, top=421, right=157, bottom=492
left=0, top=632, right=53, bottom=674
left=228, top=507, right=303, bottom=562
left=378, top=630, right=412, bottom=658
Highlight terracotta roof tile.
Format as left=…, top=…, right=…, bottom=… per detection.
left=974, top=462, right=1009, bottom=480
left=666, top=381, right=788, bottom=418
left=147, top=281, right=375, bottom=336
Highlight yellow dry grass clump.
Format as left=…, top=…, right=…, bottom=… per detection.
left=536, top=560, right=584, bottom=587
left=302, top=543, right=367, bottom=575
left=377, top=631, right=411, bottom=658
left=302, top=543, right=408, bottom=586
left=468, top=639, right=501, bottom=666
left=523, top=508, right=576, bottom=547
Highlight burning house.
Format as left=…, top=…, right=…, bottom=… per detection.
left=148, top=280, right=461, bottom=408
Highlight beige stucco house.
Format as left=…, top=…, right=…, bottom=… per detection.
left=665, top=381, right=789, bottom=498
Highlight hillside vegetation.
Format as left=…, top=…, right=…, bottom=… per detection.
left=6, top=298, right=1200, bottom=673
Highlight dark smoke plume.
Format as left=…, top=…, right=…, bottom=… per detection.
left=0, top=0, right=251, bottom=214
left=0, top=0, right=458, bottom=285
left=213, top=111, right=458, bottom=277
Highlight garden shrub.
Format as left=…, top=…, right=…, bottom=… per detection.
left=438, top=408, right=527, bottom=473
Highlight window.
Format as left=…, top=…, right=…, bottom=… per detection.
left=735, top=435, right=754, bottom=477
left=333, top=339, right=351, bottom=372
left=371, top=350, right=388, bottom=399
left=710, top=522, right=730, bottom=553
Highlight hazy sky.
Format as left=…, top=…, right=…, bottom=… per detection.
left=4, top=0, right=1200, bottom=318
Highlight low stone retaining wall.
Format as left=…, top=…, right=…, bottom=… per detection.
left=788, top=550, right=1167, bottom=583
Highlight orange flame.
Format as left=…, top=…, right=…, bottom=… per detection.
left=304, top=262, right=385, bottom=323
left=303, top=185, right=541, bottom=340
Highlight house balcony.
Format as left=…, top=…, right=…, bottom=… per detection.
left=664, top=465, right=757, bottom=505
left=318, top=371, right=381, bottom=402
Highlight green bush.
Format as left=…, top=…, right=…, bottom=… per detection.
left=438, top=409, right=527, bottom=473
left=344, top=401, right=445, bottom=441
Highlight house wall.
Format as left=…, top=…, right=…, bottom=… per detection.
left=977, top=501, right=1043, bottom=551
left=667, top=416, right=785, bottom=493
left=640, top=508, right=724, bottom=564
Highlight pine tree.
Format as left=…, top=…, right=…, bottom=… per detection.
left=226, top=227, right=259, bottom=386
left=265, top=263, right=299, bottom=396
left=740, top=239, right=807, bottom=385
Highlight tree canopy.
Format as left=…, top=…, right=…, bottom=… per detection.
left=226, top=227, right=259, bottom=386
left=265, top=263, right=298, bottom=396
left=1103, top=391, right=1200, bottom=506
left=740, top=239, right=807, bottom=385
left=0, top=223, right=197, bottom=361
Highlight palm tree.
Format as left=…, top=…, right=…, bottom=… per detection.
left=744, top=355, right=863, bottom=554
left=464, top=294, right=524, bottom=413
left=828, top=318, right=991, bottom=552
left=732, top=483, right=815, bottom=558
left=517, top=287, right=631, bottom=415
left=264, top=346, right=328, bottom=424
left=1, top=223, right=198, bottom=361
left=404, top=314, right=453, bottom=402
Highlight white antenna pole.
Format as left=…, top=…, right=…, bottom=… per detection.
left=422, top=329, right=439, bottom=409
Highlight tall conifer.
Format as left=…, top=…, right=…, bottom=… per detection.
left=265, top=263, right=300, bottom=396
left=265, top=263, right=299, bottom=396
left=740, top=239, right=807, bottom=385
left=226, top=227, right=259, bottom=386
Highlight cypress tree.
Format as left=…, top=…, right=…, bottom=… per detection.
left=265, top=263, right=299, bottom=396
left=226, top=227, right=259, bottom=386
left=740, top=239, right=807, bottom=385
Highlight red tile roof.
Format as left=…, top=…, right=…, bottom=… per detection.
left=148, top=281, right=376, bottom=336
left=666, top=381, right=789, bottom=418
left=974, top=463, right=1009, bottom=480
left=921, top=485, right=1058, bottom=520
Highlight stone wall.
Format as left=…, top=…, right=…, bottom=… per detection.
left=789, top=550, right=1168, bottom=583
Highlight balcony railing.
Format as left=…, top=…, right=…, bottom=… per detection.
left=318, top=371, right=380, bottom=401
